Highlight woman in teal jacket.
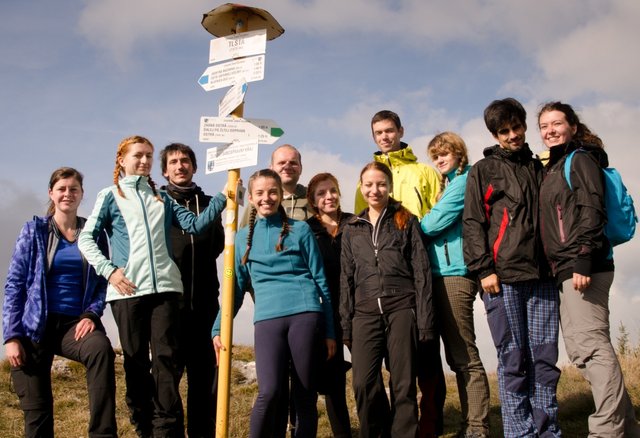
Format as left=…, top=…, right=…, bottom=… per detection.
left=212, top=168, right=335, bottom=438
left=79, top=135, right=226, bottom=437
left=420, top=132, right=490, bottom=438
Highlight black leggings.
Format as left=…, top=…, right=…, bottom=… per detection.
left=251, top=312, right=323, bottom=438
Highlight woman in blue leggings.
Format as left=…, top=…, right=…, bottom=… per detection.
left=212, top=168, right=336, bottom=438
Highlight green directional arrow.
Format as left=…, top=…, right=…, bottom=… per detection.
left=271, top=127, right=284, bottom=137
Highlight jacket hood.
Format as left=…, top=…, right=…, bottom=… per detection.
left=548, top=140, right=609, bottom=168
left=373, top=142, right=418, bottom=164
left=483, top=143, right=534, bottom=163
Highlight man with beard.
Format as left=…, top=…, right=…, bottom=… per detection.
left=160, top=143, right=225, bottom=437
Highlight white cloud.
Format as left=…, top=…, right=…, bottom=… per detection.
left=530, top=1, right=640, bottom=100
left=76, top=0, right=211, bottom=68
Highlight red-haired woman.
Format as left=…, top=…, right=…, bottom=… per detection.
left=78, top=135, right=226, bottom=437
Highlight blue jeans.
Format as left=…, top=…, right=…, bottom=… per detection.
left=483, top=280, right=561, bottom=437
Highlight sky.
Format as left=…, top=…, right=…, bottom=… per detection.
left=1, top=0, right=640, bottom=371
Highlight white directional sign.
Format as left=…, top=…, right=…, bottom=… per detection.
left=198, top=55, right=264, bottom=92
left=219, top=80, right=247, bottom=117
left=205, top=139, right=259, bottom=174
left=199, top=117, right=284, bottom=145
left=209, top=29, right=267, bottom=64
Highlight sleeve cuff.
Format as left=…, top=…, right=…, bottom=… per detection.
left=419, top=329, right=436, bottom=343
left=574, top=257, right=593, bottom=276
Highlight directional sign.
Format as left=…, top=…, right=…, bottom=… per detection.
left=219, top=80, right=247, bottom=117
left=205, top=139, right=259, bottom=174
left=200, top=117, right=284, bottom=145
left=198, top=55, right=264, bottom=92
left=209, top=29, right=267, bottom=64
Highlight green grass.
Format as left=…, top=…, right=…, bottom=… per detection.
left=1, top=345, right=639, bottom=437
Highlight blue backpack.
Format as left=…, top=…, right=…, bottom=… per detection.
left=564, top=149, right=637, bottom=246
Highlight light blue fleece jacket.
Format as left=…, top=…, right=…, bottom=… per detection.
left=212, top=214, right=335, bottom=339
left=78, top=175, right=225, bottom=301
left=420, top=165, right=471, bottom=277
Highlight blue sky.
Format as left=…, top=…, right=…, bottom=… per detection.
left=2, top=0, right=640, bottom=369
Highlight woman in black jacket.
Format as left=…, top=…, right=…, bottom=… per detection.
left=306, top=172, right=353, bottom=438
left=538, top=101, right=640, bottom=437
left=340, top=161, right=433, bottom=438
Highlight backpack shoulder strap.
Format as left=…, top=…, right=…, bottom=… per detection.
left=563, top=150, right=578, bottom=190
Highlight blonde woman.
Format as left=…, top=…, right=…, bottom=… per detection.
left=421, top=133, right=490, bottom=438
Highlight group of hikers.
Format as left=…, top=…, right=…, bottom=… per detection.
left=3, top=98, right=639, bottom=438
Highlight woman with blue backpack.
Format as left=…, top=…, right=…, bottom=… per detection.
left=537, top=101, right=640, bottom=437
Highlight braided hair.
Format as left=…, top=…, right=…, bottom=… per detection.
left=241, top=169, right=289, bottom=265
left=113, top=135, right=163, bottom=201
left=241, top=206, right=258, bottom=265
left=427, top=132, right=470, bottom=201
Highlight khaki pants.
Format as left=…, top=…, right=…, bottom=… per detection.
left=560, top=272, right=640, bottom=437
left=435, top=276, right=490, bottom=436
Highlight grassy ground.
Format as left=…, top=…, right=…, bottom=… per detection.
left=1, top=345, right=639, bottom=437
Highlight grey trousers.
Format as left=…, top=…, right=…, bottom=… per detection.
left=560, top=272, right=640, bottom=437
left=435, top=276, right=490, bottom=435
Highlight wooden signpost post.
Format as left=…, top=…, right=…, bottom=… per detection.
left=199, top=4, right=284, bottom=437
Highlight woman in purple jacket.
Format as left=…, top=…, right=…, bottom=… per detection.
left=3, top=167, right=116, bottom=438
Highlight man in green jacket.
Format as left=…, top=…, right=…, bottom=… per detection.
left=354, top=110, right=440, bottom=218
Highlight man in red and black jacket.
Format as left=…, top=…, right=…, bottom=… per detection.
left=463, top=98, right=562, bottom=438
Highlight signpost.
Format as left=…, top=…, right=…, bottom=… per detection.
left=198, top=55, right=265, bottom=92
left=199, top=116, right=283, bottom=144
left=199, top=4, right=284, bottom=438
left=209, top=28, right=267, bottom=63
left=205, top=139, right=259, bottom=174
left=218, top=80, right=247, bottom=117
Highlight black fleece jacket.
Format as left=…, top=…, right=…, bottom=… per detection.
left=339, top=199, right=434, bottom=342
left=163, top=183, right=225, bottom=316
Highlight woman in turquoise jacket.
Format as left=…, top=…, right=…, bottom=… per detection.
left=212, top=168, right=335, bottom=438
left=420, top=132, right=490, bottom=438
left=79, top=135, right=226, bottom=437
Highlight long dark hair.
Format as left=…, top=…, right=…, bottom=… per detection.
left=537, top=101, right=603, bottom=148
